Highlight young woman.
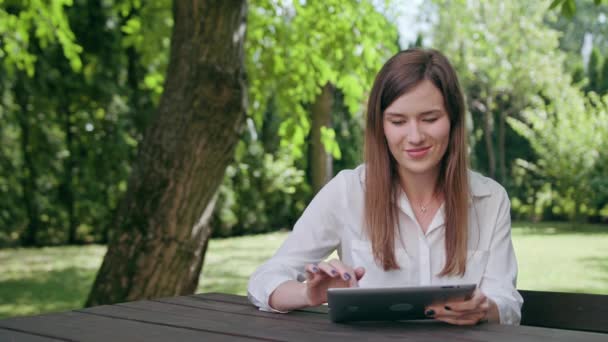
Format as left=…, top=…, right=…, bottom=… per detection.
left=247, top=48, right=523, bottom=325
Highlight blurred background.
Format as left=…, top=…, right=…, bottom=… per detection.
left=0, top=0, right=607, bottom=318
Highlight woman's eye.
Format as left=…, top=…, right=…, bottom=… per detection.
left=391, top=121, right=405, bottom=125
left=423, top=117, right=438, bottom=123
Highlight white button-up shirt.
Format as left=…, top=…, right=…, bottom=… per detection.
left=248, top=165, right=523, bottom=324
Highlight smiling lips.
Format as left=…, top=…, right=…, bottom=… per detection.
left=405, top=146, right=432, bottom=158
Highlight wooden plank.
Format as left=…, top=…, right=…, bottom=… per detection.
left=160, top=295, right=330, bottom=323
left=191, top=292, right=329, bottom=314
left=0, top=328, right=65, bottom=342
left=520, top=290, right=608, bottom=333
left=191, top=292, right=250, bottom=305
left=190, top=291, right=608, bottom=340
left=192, top=293, right=608, bottom=342
left=342, top=320, right=608, bottom=342
left=0, top=310, right=256, bottom=342
left=83, top=300, right=387, bottom=342
left=474, top=322, right=608, bottom=342
left=87, top=296, right=608, bottom=342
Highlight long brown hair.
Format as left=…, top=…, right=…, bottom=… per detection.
left=364, top=48, right=469, bottom=276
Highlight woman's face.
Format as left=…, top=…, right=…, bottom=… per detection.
left=383, top=79, right=451, bottom=178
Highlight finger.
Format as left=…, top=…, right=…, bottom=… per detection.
left=425, top=305, right=455, bottom=319
left=433, top=311, right=485, bottom=326
left=428, top=305, right=485, bottom=320
left=446, top=290, right=488, bottom=312
left=305, top=263, right=322, bottom=282
left=327, top=259, right=357, bottom=286
left=316, top=261, right=339, bottom=278
left=354, top=267, right=365, bottom=280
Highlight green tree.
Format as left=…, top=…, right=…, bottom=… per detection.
left=0, top=0, right=154, bottom=246
left=86, top=0, right=248, bottom=305
left=213, top=0, right=398, bottom=235
left=1, top=0, right=83, bottom=245
left=431, top=0, right=572, bottom=186
left=509, top=91, right=608, bottom=221
left=246, top=0, right=397, bottom=192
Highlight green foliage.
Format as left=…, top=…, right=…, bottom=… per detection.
left=509, top=92, right=608, bottom=220
left=212, top=122, right=310, bottom=237
left=550, top=0, right=578, bottom=17
left=0, top=0, right=155, bottom=246
left=5, top=0, right=605, bottom=246
left=0, top=0, right=82, bottom=75
left=332, top=90, right=365, bottom=171
left=433, top=0, right=569, bottom=108
left=431, top=0, right=607, bottom=222
left=209, top=0, right=398, bottom=237
left=320, top=127, right=341, bottom=159
left=247, top=0, right=398, bottom=159
left=547, top=0, right=608, bottom=58
left=432, top=0, right=572, bottom=182
left=550, top=0, right=606, bottom=17
left=1, top=0, right=399, bottom=245
left=118, top=0, right=172, bottom=99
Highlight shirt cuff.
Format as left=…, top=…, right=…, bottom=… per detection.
left=248, top=273, right=295, bottom=313
left=489, top=294, right=522, bottom=325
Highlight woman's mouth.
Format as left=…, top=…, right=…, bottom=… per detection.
left=405, top=146, right=431, bottom=159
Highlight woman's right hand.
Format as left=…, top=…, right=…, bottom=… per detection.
left=304, top=259, right=366, bottom=306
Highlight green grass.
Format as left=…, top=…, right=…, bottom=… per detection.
left=0, top=245, right=106, bottom=319
left=512, top=221, right=608, bottom=294
left=1, top=223, right=607, bottom=319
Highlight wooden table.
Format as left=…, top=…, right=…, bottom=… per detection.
left=1, top=293, right=606, bottom=341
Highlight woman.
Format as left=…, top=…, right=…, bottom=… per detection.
left=247, top=48, right=523, bottom=325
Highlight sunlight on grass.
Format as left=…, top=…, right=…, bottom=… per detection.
left=197, top=231, right=288, bottom=295
left=0, top=245, right=106, bottom=318
left=0, top=222, right=606, bottom=319
left=512, top=222, right=608, bottom=294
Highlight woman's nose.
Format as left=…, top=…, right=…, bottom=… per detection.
left=406, top=122, right=424, bottom=144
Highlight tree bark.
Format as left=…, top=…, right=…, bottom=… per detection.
left=86, top=0, right=247, bottom=306
left=310, top=83, right=334, bottom=194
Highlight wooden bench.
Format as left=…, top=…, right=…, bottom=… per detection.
left=520, top=290, right=608, bottom=333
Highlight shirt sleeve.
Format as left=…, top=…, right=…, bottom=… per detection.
left=479, top=187, right=524, bottom=325
left=247, top=172, right=345, bottom=312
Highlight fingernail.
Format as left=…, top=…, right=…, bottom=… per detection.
left=445, top=306, right=452, bottom=311
left=425, top=309, right=435, bottom=317
left=331, top=269, right=338, bottom=276
left=312, top=266, right=319, bottom=273
left=343, top=273, right=351, bottom=281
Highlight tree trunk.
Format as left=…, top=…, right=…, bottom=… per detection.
left=483, top=98, right=496, bottom=179
left=15, top=76, right=41, bottom=247
left=86, top=0, right=247, bottom=306
left=310, top=83, right=334, bottom=194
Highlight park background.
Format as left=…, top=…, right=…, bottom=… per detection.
left=0, top=0, right=607, bottom=318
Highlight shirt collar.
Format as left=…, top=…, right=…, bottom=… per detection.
left=468, top=170, right=492, bottom=198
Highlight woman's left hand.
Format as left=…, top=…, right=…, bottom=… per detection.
left=424, top=289, right=499, bottom=325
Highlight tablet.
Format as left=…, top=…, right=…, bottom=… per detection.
left=327, top=284, right=476, bottom=323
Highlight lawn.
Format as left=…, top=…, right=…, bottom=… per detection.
left=0, top=221, right=606, bottom=319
